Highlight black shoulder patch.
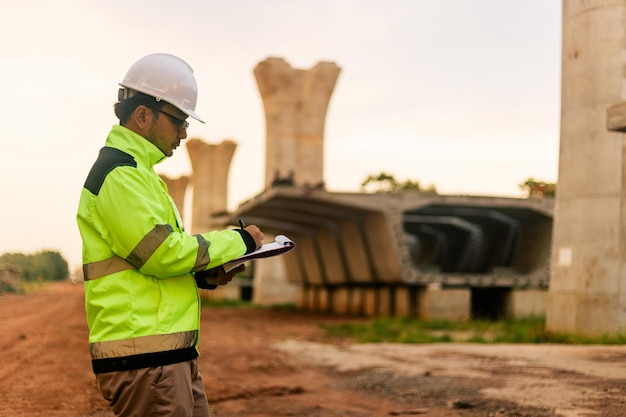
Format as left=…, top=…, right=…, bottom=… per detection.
left=84, top=147, right=137, bottom=195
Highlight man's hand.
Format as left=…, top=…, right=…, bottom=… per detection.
left=195, top=264, right=245, bottom=289
left=244, top=225, right=264, bottom=250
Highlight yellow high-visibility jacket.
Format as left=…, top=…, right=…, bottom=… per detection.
left=77, top=125, right=253, bottom=374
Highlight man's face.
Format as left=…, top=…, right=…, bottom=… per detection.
left=145, top=104, right=189, bottom=157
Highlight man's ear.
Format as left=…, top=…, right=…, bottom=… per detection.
left=134, top=105, right=149, bottom=126
left=126, top=105, right=154, bottom=135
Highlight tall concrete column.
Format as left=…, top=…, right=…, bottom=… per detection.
left=547, top=1, right=626, bottom=335
left=159, top=175, right=189, bottom=223
left=186, top=138, right=237, bottom=234
left=254, top=57, right=340, bottom=189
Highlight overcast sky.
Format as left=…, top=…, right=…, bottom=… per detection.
left=0, top=0, right=562, bottom=268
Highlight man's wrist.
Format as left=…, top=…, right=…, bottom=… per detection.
left=234, top=229, right=256, bottom=254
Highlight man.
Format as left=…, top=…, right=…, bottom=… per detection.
left=76, top=53, right=264, bottom=417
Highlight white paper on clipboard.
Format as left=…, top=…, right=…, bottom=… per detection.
left=222, top=235, right=296, bottom=272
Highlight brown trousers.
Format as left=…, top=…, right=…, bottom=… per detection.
left=95, top=358, right=211, bottom=417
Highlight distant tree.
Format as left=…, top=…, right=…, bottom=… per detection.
left=35, top=250, right=69, bottom=281
left=0, top=250, right=69, bottom=282
left=0, top=253, right=28, bottom=278
left=361, top=172, right=436, bottom=193
left=519, top=178, right=556, bottom=198
left=361, top=172, right=398, bottom=192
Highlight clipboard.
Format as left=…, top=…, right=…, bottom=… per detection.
left=222, top=234, right=296, bottom=272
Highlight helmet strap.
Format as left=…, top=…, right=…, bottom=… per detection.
left=118, top=88, right=138, bottom=101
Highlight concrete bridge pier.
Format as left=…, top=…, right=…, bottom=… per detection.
left=547, top=1, right=626, bottom=336
left=159, top=175, right=189, bottom=222
left=254, top=57, right=341, bottom=190
left=186, top=139, right=237, bottom=234
left=251, top=57, right=341, bottom=304
left=185, top=139, right=240, bottom=301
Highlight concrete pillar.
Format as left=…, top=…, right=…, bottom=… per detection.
left=254, top=57, right=341, bottom=190
left=547, top=1, right=626, bottom=335
left=159, top=175, right=189, bottom=224
left=185, top=139, right=237, bottom=234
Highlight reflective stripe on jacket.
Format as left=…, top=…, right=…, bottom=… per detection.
left=77, top=125, right=248, bottom=373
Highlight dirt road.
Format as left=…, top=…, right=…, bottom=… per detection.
left=1, top=282, right=625, bottom=417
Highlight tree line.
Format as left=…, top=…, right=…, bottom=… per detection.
left=0, top=250, right=69, bottom=282
left=361, top=172, right=556, bottom=198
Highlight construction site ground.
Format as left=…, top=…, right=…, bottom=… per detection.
left=1, top=281, right=625, bottom=417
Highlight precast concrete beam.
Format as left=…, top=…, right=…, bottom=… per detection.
left=407, top=207, right=520, bottom=267
left=243, top=207, right=348, bottom=284
left=404, top=215, right=484, bottom=273
left=233, top=216, right=321, bottom=286
left=404, top=208, right=520, bottom=272
left=231, top=188, right=553, bottom=294
left=232, top=189, right=402, bottom=285
left=243, top=203, right=379, bottom=283
left=260, top=197, right=400, bottom=283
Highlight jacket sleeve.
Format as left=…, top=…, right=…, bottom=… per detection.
left=93, top=165, right=247, bottom=278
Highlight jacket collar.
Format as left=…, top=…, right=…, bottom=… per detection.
left=105, top=125, right=168, bottom=167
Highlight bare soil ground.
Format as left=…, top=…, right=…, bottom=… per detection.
left=1, top=282, right=625, bottom=417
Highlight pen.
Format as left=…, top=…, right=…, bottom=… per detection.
left=238, top=219, right=246, bottom=229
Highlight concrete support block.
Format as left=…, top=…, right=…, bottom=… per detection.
left=297, top=287, right=310, bottom=311
left=252, top=256, right=299, bottom=306
left=331, top=287, right=350, bottom=315
left=377, top=286, right=393, bottom=317
left=198, top=282, right=240, bottom=302
left=349, top=287, right=364, bottom=315
left=394, top=286, right=413, bottom=317
left=363, top=288, right=377, bottom=317
left=506, top=289, right=547, bottom=319
left=317, top=287, right=330, bottom=313
left=298, top=286, right=333, bottom=313
left=417, top=286, right=470, bottom=321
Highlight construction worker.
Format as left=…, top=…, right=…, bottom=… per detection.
left=76, top=53, right=264, bottom=417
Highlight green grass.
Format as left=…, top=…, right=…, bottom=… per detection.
left=319, top=316, right=626, bottom=345
left=197, top=299, right=626, bottom=345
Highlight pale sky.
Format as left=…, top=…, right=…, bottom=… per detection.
left=0, top=0, right=561, bottom=269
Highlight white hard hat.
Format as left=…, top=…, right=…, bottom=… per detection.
left=119, top=53, right=205, bottom=123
